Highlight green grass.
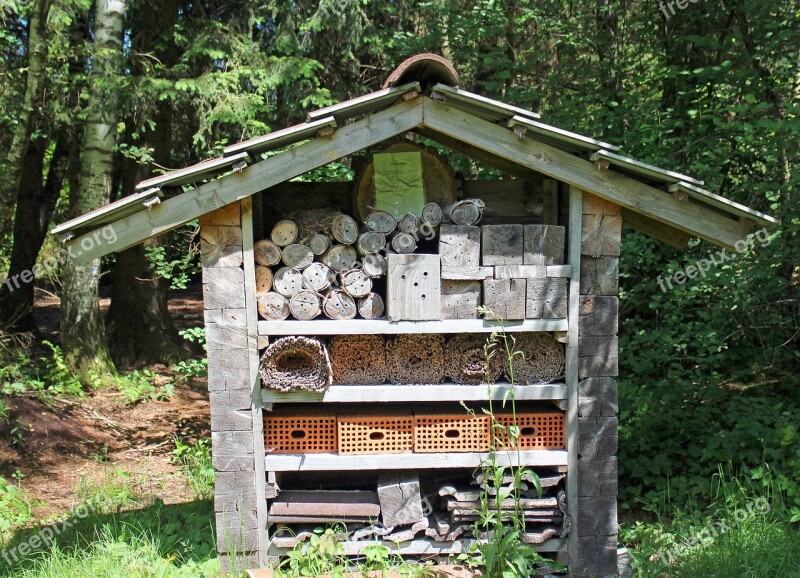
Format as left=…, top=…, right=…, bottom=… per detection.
left=172, top=438, right=215, bottom=501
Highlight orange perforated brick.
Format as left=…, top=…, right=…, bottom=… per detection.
left=413, top=413, right=490, bottom=453
left=337, top=412, right=414, bottom=455
left=493, top=411, right=565, bottom=450
left=264, top=413, right=337, bottom=454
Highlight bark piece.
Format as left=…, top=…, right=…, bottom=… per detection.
left=259, top=336, right=332, bottom=392
left=385, top=334, right=445, bottom=384
left=329, top=334, right=386, bottom=384
left=507, top=332, right=565, bottom=384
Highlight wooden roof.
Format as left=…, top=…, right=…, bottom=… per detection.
left=54, top=56, right=777, bottom=261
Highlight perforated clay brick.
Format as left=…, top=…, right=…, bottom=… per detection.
left=413, top=413, right=490, bottom=453
left=264, top=414, right=337, bottom=454
left=494, top=412, right=565, bottom=450
left=338, top=413, right=414, bottom=455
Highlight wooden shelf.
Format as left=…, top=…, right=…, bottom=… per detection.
left=257, top=318, right=567, bottom=336
left=264, top=450, right=568, bottom=472
left=262, top=383, right=567, bottom=405
left=267, top=537, right=565, bottom=556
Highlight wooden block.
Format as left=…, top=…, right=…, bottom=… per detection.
left=526, top=278, right=568, bottom=319
left=579, top=296, right=619, bottom=336
left=577, top=496, right=618, bottom=536
left=579, top=336, right=619, bottom=378
left=202, top=267, right=246, bottom=310
left=269, top=491, right=380, bottom=518
left=215, top=491, right=258, bottom=513
left=378, top=474, right=424, bottom=527
left=581, top=214, right=622, bottom=257
left=481, top=224, right=524, bottom=265
left=215, top=511, right=258, bottom=552
left=578, top=417, right=618, bottom=458
left=441, top=266, right=493, bottom=280
left=204, top=308, right=247, bottom=327
left=577, top=376, right=618, bottom=416
left=200, top=240, right=243, bottom=268
left=387, top=254, right=441, bottom=321
left=493, top=265, right=546, bottom=279
left=580, top=256, right=619, bottom=296
left=207, top=349, right=251, bottom=391
left=212, top=453, right=254, bottom=472
left=205, top=324, right=249, bottom=350
left=210, top=402, right=252, bottom=431
left=441, top=280, right=481, bottom=320
left=547, top=265, right=572, bottom=278
left=439, top=224, right=481, bottom=268
left=582, top=192, right=620, bottom=217
left=215, top=471, right=257, bottom=496
left=578, top=456, right=618, bottom=497
left=576, top=534, right=618, bottom=577
left=523, top=224, right=565, bottom=265
left=199, top=202, right=241, bottom=226
left=483, top=279, right=525, bottom=320
left=212, top=431, right=255, bottom=455
left=200, top=225, right=243, bottom=249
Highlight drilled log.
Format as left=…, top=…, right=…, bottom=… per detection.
left=257, top=291, right=289, bottom=321
left=397, top=213, right=418, bottom=234
left=254, top=239, right=281, bottom=266
left=443, top=199, right=485, bottom=226
left=385, top=334, right=445, bottom=384
left=421, top=202, right=442, bottom=227
left=444, top=334, right=504, bottom=384
left=356, top=231, right=386, bottom=255
left=358, top=293, right=385, bottom=319
left=389, top=231, right=417, bottom=254
left=329, top=335, right=387, bottom=384
left=255, top=266, right=273, bottom=295
left=323, top=290, right=357, bottom=320
left=302, top=262, right=334, bottom=292
left=270, top=219, right=298, bottom=247
left=289, top=290, right=322, bottom=320
left=366, top=210, right=397, bottom=234
left=507, top=333, right=565, bottom=384
left=307, top=233, right=332, bottom=256
left=273, top=267, right=304, bottom=297
left=362, top=253, right=388, bottom=278
left=281, top=243, right=314, bottom=269
left=330, top=214, right=359, bottom=245
left=340, top=269, right=373, bottom=298
left=321, top=244, right=358, bottom=273
left=259, top=336, right=332, bottom=392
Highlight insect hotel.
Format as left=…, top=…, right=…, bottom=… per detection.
left=54, top=54, right=777, bottom=576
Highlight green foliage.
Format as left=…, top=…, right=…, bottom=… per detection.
left=76, top=469, right=139, bottom=515
left=276, top=526, right=348, bottom=578
left=171, top=438, right=214, bottom=501
left=113, top=369, right=173, bottom=406
left=0, top=474, right=34, bottom=541
left=143, top=230, right=200, bottom=291
left=173, top=327, right=207, bottom=380
left=0, top=342, right=93, bottom=398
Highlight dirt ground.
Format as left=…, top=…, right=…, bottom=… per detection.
left=0, top=282, right=210, bottom=520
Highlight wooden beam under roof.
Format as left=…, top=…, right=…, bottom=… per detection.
left=588, top=149, right=704, bottom=186
left=667, top=181, right=779, bottom=229
left=431, top=83, right=541, bottom=122
left=64, top=99, right=424, bottom=264
left=306, top=81, right=421, bottom=122
left=422, top=96, right=749, bottom=249
left=223, top=116, right=337, bottom=157
left=506, top=116, right=620, bottom=153
left=51, top=188, right=162, bottom=239
left=135, top=152, right=251, bottom=191
left=621, top=208, right=691, bottom=248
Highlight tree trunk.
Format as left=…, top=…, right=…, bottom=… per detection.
left=0, top=0, right=53, bottom=243
left=61, top=0, right=126, bottom=378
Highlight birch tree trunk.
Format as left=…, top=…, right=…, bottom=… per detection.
left=61, top=0, right=126, bottom=378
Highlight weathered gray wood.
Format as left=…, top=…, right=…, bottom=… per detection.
left=215, top=491, right=258, bottom=513
left=389, top=231, right=417, bottom=253
left=578, top=456, right=617, bottom=497
left=210, top=403, right=252, bottom=431
left=579, top=256, right=619, bottom=296
left=302, top=262, right=334, bottom=292
left=212, top=431, right=255, bottom=455
left=577, top=377, right=618, bottom=418
left=438, top=224, right=480, bottom=268
left=323, top=290, right=357, bottom=320
left=207, top=348, right=250, bottom=390
left=481, top=224, right=524, bottom=265
left=443, top=199, right=485, bottom=225
left=421, top=202, right=442, bottom=226
left=253, top=239, right=281, bottom=266
left=340, top=269, right=372, bottom=298
left=206, top=324, right=249, bottom=350
left=289, top=290, right=321, bottom=320
left=397, top=213, right=418, bottom=234
left=579, top=296, right=619, bottom=336
left=387, top=254, right=442, bottom=321
left=331, top=213, right=359, bottom=244
left=204, top=308, right=247, bottom=327
left=378, top=474, right=424, bottom=527
left=213, top=453, right=255, bottom=472
left=576, top=534, right=618, bottom=577
left=200, top=224, right=244, bottom=249
left=441, top=280, right=481, bottom=320
left=581, top=214, right=622, bottom=257
left=321, top=244, right=358, bottom=272
left=281, top=243, right=314, bottom=269
left=578, top=336, right=619, bottom=378
left=524, top=224, right=565, bottom=265
left=577, top=417, right=618, bottom=457
left=270, top=219, right=298, bottom=247
left=366, top=210, right=397, bottom=234
left=577, top=496, right=617, bottom=536
left=257, top=292, right=289, bottom=321
left=201, top=239, right=243, bottom=269
left=493, top=265, right=546, bottom=279
left=272, top=267, right=304, bottom=297
left=215, top=471, right=257, bottom=495
left=526, top=278, right=568, bottom=319
left=357, top=293, right=385, bottom=319
left=621, top=207, right=691, bottom=249
left=257, top=317, right=567, bottom=336
left=482, top=278, right=525, bottom=320
left=542, top=179, right=559, bottom=225
left=307, top=232, right=332, bottom=256
left=215, top=511, right=259, bottom=552
left=356, top=231, right=386, bottom=255
left=441, top=266, right=493, bottom=280
left=362, top=253, right=387, bottom=278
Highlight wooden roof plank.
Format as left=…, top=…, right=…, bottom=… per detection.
left=306, top=82, right=421, bottom=122
left=51, top=188, right=163, bottom=237
left=422, top=97, right=749, bottom=249
left=589, top=149, right=703, bottom=186
left=668, top=181, right=779, bottom=228
left=223, top=116, right=338, bottom=157
left=621, top=208, right=691, bottom=248
left=135, top=152, right=251, bottom=191
left=506, top=116, right=619, bottom=153
left=431, top=83, right=541, bottom=122
left=64, top=99, right=424, bottom=264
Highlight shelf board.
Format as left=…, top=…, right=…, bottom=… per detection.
left=262, top=383, right=567, bottom=404
left=264, top=450, right=568, bottom=472
left=258, top=318, right=568, bottom=336
left=268, top=537, right=565, bottom=556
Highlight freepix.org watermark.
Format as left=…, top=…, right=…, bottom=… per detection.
left=659, top=0, right=704, bottom=20
left=2, top=225, right=118, bottom=293
left=656, top=227, right=771, bottom=293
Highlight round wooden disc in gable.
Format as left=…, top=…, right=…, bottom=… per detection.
left=354, top=142, right=457, bottom=222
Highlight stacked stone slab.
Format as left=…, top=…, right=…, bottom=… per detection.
left=201, top=202, right=260, bottom=570
left=576, top=193, right=620, bottom=577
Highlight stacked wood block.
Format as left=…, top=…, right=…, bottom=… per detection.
left=268, top=490, right=380, bottom=524
left=200, top=203, right=259, bottom=564
left=576, top=192, right=620, bottom=577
